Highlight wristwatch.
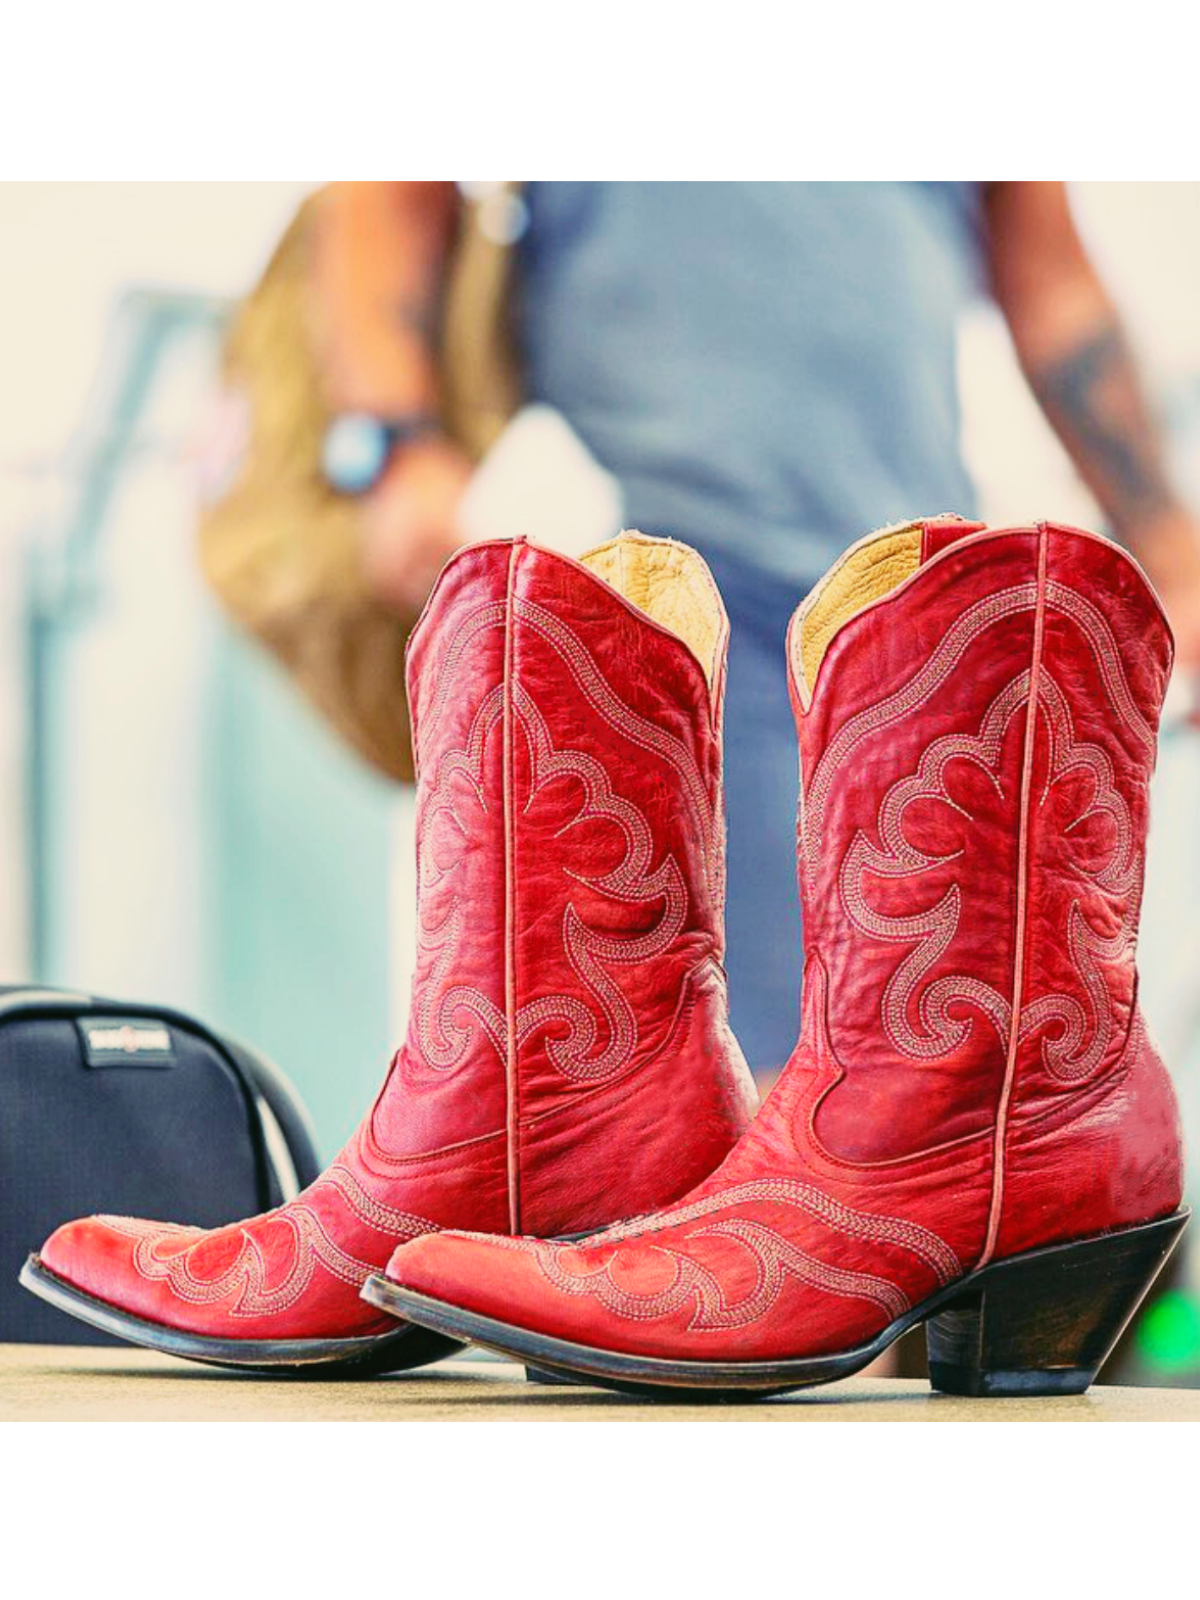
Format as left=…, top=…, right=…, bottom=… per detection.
left=321, top=411, right=439, bottom=495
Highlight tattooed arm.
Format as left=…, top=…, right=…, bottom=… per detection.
left=986, top=182, right=1200, bottom=664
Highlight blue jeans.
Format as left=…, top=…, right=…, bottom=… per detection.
left=693, top=542, right=813, bottom=1075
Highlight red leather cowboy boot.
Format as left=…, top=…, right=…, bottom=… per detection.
left=366, top=518, right=1189, bottom=1398
left=21, top=532, right=757, bottom=1373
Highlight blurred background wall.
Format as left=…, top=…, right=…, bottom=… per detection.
left=2, top=181, right=1199, bottom=1373
left=0, top=183, right=398, bottom=1152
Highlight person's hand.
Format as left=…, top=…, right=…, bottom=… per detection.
left=1155, top=564, right=1200, bottom=679
left=359, top=433, right=474, bottom=616
left=1132, top=510, right=1200, bottom=677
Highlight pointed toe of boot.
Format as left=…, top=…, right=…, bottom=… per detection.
left=38, top=1216, right=97, bottom=1284
left=381, top=1230, right=524, bottom=1317
left=42, top=1214, right=159, bottom=1296
left=34, top=1212, right=205, bottom=1327
left=26, top=1199, right=439, bottom=1370
left=373, top=1224, right=736, bottom=1365
left=375, top=1229, right=608, bottom=1346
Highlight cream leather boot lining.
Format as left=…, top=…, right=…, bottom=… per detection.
left=793, top=522, right=923, bottom=699
left=580, top=530, right=724, bottom=691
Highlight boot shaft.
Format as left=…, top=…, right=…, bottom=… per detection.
left=787, top=520, right=1175, bottom=1182
left=394, top=533, right=754, bottom=1231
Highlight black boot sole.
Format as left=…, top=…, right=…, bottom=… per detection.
left=360, top=1210, right=1189, bottom=1401
left=19, top=1253, right=463, bottom=1378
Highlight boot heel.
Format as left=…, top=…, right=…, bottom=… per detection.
left=927, top=1212, right=1188, bottom=1398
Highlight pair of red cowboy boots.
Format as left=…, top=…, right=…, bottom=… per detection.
left=23, top=517, right=1188, bottom=1399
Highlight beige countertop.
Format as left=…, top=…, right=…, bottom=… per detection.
left=4, top=1343, right=1200, bottom=1421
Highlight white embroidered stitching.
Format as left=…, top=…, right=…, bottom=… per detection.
left=833, top=615, right=1144, bottom=1078
left=514, top=596, right=718, bottom=900
left=837, top=672, right=1027, bottom=1057
left=101, top=1167, right=438, bottom=1318
left=803, top=584, right=1038, bottom=868
left=1044, top=580, right=1154, bottom=751
left=533, top=1215, right=910, bottom=1329
left=543, top=1176, right=961, bottom=1282
left=411, top=600, right=712, bottom=1085
left=803, top=578, right=1150, bottom=867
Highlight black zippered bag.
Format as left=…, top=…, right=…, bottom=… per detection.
left=0, top=985, right=321, bottom=1343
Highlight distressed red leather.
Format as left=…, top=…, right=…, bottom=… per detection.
left=36, top=535, right=757, bottom=1354
left=380, top=521, right=1185, bottom=1364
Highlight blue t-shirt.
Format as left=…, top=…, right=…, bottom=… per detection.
left=517, top=181, right=984, bottom=589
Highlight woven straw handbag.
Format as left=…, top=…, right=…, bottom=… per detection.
left=197, top=185, right=520, bottom=782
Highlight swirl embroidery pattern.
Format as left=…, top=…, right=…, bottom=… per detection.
left=832, top=584, right=1144, bottom=1080
left=517, top=1179, right=959, bottom=1330
left=104, top=1166, right=437, bottom=1317
left=413, top=600, right=713, bottom=1086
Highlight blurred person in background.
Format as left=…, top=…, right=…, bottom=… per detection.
left=310, top=180, right=1200, bottom=1080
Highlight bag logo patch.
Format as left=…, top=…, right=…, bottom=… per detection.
left=78, top=1018, right=176, bottom=1069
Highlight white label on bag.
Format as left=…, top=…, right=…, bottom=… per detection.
left=78, top=1019, right=176, bottom=1068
